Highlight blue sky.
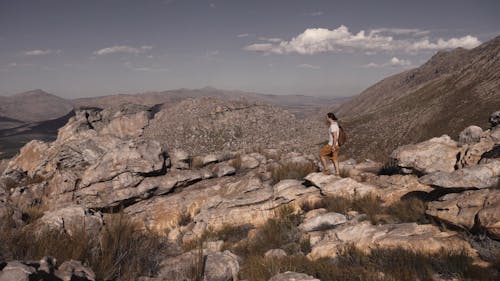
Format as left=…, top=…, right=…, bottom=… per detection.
left=0, top=0, right=499, bottom=98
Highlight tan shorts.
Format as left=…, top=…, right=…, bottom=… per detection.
left=320, top=144, right=339, bottom=161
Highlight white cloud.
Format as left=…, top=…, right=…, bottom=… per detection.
left=259, top=37, right=283, bottom=43
left=25, top=49, right=61, bottom=56
left=237, top=33, right=250, bottom=38
left=362, top=57, right=412, bottom=68
left=306, top=11, right=324, bottom=16
left=297, top=63, right=320, bottom=69
left=370, top=28, right=430, bottom=36
left=94, top=45, right=152, bottom=55
left=244, top=25, right=481, bottom=55
left=124, top=62, right=169, bottom=72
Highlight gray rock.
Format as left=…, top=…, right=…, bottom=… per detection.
left=269, top=272, right=320, bottom=281
left=36, top=206, right=103, bottom=237
left=299, top=212, right=347, bottom=232
left=390, top=135, right=460, bottom=175
left=459, top=126, right=484, bottom=145
left=204, top=250, right=240, bottom=281
left=419, top=160, right=500, bottom=189
left=0, top=261, right=35, bottom=281
left=240, top=154, right=260, bottom=169
left=56, top=260, right=96, bottom=281
left=490, top=110, right=500, bottom=128
left=156, top=250, right=239, bottom=281
left=214, top=163, right=236, bottom=177
left=264, top=249, right=288, bottom=258
left=170, top=149, right=190, bottom=169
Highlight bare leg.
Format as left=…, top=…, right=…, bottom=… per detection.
left=320, top=156, right=329, bottom=174
left=332, top=157, right=340, bottom=176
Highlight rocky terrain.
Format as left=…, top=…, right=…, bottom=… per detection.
left=0, top=88, right=343, bottom=159
left=336, top=35, right=500, bottom=161
left=0, top=102, right=498, bottom=280
left=143, top=97, right=325, bottom=156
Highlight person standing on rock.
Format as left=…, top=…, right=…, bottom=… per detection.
left=320, top=112, right=340, bottom=176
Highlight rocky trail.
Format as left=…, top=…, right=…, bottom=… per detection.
left=0, top=103, right=499, bottom=280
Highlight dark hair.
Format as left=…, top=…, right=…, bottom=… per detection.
left=327, top=112, right=338, bottom=121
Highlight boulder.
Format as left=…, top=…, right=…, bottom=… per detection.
left=490, top=110, right=500, bottom=128
left=264, top=249, right=288, bottom=258
left=477, top=190, right=500, bottom=239
left=426, top=189, right=492, bottom=230
left=213, top=163, right=236, bottom=178
left=419, top=160, right=500, bottom=189
left=155, top=250, right=239, bottom=281
left=56, top=260, right=96, bottom=281
left=240, top=154, right=261, bottom=169
left=0, top=261, right=35, bottom=281
left=459, top=125, right=484, bottom=145
left=36, top=206, right=103, bottom=237
left=269, top=272, right=320, bottom=281
left=305, top=173, right=377, bottom=199
left=299, top=212, right=347, bottom=232
left=390, top=135, right=460, bottom=175
left=308, top=221, right=477, bottom=260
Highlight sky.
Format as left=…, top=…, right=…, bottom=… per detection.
left=0, top=0, right=499, bottom=98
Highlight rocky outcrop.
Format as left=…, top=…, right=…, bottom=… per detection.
left=308, top=221, right=477, bottom=260
left=390, top=135, right=461, bottom=175
left=427, top=189, right=500, bottom=239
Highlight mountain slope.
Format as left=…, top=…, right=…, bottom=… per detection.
left=338, top=35, right=500, bottom=161
left=0, top=89, right=74, bottom=122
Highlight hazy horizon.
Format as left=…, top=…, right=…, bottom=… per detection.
left=1, top=0, right=499, bottom=98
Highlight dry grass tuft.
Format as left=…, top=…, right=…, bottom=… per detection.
left=239, top=245, right=495, bottom=281
left=0, top=211, right=166, bottom=281
left=229, top=154, right=242, bottom=170
left=301, top=194, right=428, bottom=225
left=270, top=162, right=316, bottom=184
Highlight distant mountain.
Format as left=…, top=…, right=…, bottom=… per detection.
left=336, top=35, right=500, bottom=161
left=0, top=89, right=74, bottom=122
left=73, top=87, right=348, bottom=119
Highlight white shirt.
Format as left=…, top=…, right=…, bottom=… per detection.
left=328, top=122, right=340, bottom=146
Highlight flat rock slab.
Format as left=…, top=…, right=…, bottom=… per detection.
left=419, top=160, right=500, bottom=189
left=269, top=272, right=320, bottom=281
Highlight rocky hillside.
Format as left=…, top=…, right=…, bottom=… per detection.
left=0, top=104, right=498, bottom=280
left=336, top=35, right=500, bottom=161
left=0, top=89, right=74, bottom=123
left=144, top=97, right=325, bottom=156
